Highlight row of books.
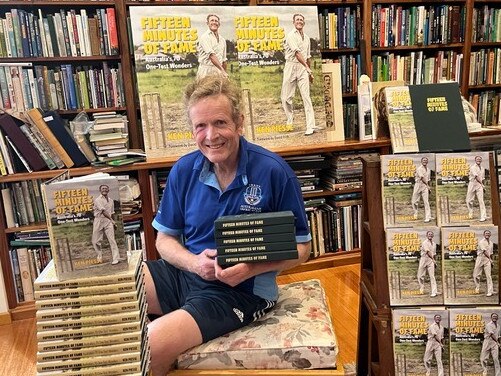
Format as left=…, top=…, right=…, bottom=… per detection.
left=0, top=63, right=125, bottom=113
left=0, top=8, right=119, bottom=59
left=10, top=244, right=52, bottom=303
left=323, top=55, right=361, bottom=95
left=468, top=48, right=501, bottom=86
left=34, top=250, right=150, bottom=375
left=371, top=4, right=465, bottom=48
left=469, top=90, right=501, bottom=127
left=472, top=5, right=501, bottom=43
left=392, top=307, right=501, bottom=376
left=318, top=6, right=362, bottom=50
left=370, top=50, right=463, bottom=85
left=387, top=225, right=499, bottom=307
left=381, top=151, right=491, bottom=228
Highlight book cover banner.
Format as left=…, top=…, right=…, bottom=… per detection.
left=386, top=227, right=442, bottom=306
left=129, top=6, right=328, bottom=159
left=449, top=307, right=501, bottom=376
left=381, top=153, right=436, bottom=228
left=42, top=175, right=128, bottom=281
left=436, top=152, right=492, bottom=226
left=392, top=308, right=449, bottom=376
left=442, top=226, right=499, bottom=305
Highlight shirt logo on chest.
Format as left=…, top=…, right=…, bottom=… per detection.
left=244, top=184, right=262, bottom=206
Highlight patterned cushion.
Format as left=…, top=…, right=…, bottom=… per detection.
left=176, top=279, right=338, bottom=370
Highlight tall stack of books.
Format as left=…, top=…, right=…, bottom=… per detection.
left=214, top=211, right=298, bottom=266
left=89, top=111, right=129, bottom=161
left=34, top=250, right=150, bottom=376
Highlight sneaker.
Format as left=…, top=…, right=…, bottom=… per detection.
left=487, top=293, right=493, bottom=297
left=430, top=293, right=437, bottom=297
left=479, top=217, right=486, bottom=222
left=304, top=129, right=314, bottom=135
left=111, top=260, right=119, bottom=265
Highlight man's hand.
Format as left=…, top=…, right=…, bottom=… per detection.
left=215, top=261, right=252, bottom=287
left=306, top=68, right=314, bottom=83
left=193, top=249, right=217, bottom=281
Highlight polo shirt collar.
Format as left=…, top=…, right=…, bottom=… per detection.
left=196, top=136, right=249, bottom=188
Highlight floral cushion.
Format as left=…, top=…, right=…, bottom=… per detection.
left=176, top=279, right=338, bottom=370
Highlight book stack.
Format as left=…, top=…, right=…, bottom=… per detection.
left=214, top=211, right=298, bottom=266
left=34, top=250, right=150, bottom=376
left=89, top=111, right=129, bottom=161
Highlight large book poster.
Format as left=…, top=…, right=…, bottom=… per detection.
left=129, top=6, right=328, bottom=160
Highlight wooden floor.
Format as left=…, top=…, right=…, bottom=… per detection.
left=0, top=263, right=360, bottom=376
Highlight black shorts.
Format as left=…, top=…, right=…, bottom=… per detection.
left=145, top=259, right=276, bottom=342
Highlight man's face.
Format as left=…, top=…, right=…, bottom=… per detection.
left=427, top=231, right=434, bottom=240
left=190, top=94, right=243, bottom=166
left=100, top=186, right=109, bottom=196
left=475, top=156, right=482, bottom=165
left=293, top=15, right=305, bottom=31
left=207, top=16, right=220, bottom=33
left=485, top=231, right=491, bottom=239
left=421, top=158, right=428, bottom=166
left=434, top=315, right=441, bottom=324
left=492, top=314, right=498, bottom=323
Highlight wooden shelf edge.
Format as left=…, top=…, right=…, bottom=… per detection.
left=10, top=303, right=36, bottom=321
left=280, top=250, right=360, bottom=275
left=171, top=367, right=345, bottom=375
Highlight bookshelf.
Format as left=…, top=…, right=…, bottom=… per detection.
left=356, top=153, right=501, bottom=376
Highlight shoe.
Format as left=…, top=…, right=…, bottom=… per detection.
left=487, top=293, right=493, bottom=297
left=111, top=260, right=119, bottom=265
left=430, top=294, right=437, bottom=297
left=479, top=217, right=486, bottom=222
left=304, top=129, right=314, bottom=135
left=424, top=218, right=431, bottom=223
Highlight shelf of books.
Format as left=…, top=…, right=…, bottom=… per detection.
left=357, top=150, right=501, bottom=376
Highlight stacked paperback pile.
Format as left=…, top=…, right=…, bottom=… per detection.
left=214, top=211, right=298, bottom=266
left=34, top=250, right=150, bottom=376
left=89, top=112, right=129, bottom=160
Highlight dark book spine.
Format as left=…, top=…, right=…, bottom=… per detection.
left=217, top=249, right=298, bottom=266
left=215, top=232, right=296, bottom=247
left=216, top=240, right=297, bottom=256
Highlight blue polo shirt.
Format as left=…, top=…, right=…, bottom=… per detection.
left=152, top=136, right=311, bottom=300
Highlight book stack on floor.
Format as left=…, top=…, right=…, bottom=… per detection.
left=214, top=211, right=298, bottom=266
left=34, top=250, right=150, bottom=376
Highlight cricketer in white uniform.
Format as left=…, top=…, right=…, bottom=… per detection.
left=196, top=14, right=228, bottom=79
left=473, top=229, right=494, bottom=296
left=424, top=314, right=444, bottom=376
left=480, top=313, right=501, bottom=376
left=281, top=13, right=316, bottom=135
left=417, top=231, right=437, bottom=297
left=412, top=156, right=431, bottom=222
left=466, top=155, right=486, bottom=222
left=92, top=184, right=121, bottom=265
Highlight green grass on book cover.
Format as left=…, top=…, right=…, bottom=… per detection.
left=214, top=210, right=294, bottom=230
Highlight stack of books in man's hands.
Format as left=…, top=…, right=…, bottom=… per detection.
left=34, top=250, right=150, bottom=376
left=214, top=211, right=298, bottom=266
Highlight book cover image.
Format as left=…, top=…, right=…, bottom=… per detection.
left=386, top=227, right=442, bottom=306
left=381, top=153, right=436, bottom=228
left=392, top=308, right=449, bottom=376
left=436, top=152, right=492, bottom=227
left=129, top=6, right=328, bottom=160
left=449, top=307, right=501, bottom=376
left=442, top=226, right=499, bottom=305
left=384, top=86, right=419, bottom=154
left=42, top=173, right=128, bottom=281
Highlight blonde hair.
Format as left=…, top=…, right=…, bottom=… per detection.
left=183, top=76, right=243, bottom=125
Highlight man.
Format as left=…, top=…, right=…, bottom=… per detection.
left=412, top=156, right=431, bottom=222
left=144, top=76, right=311, bottom=376
left=196, top=14, right=228, bottom=79
left=466, top=155, right=487, bottom=222
left=417, top=230, right=438, bottom=297
left=473, top=229, right=495, bottom=296
left=424, top=314, right=444, bottom=376
left=92, top=184, right=122, bottom=265
left=281, top=13, right=317, bottom=136
left=480, top=313, right=501, bottom=376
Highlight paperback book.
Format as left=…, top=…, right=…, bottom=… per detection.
left=392, top=308, right=449, bottom=376
left=449, top=307, right=501, bottom=376
left=386, top=227, right=442, bottom=306
left=40, top=172, right=128, bottom=281
left=442, top=226, right=499, bottom=305
left=381, top=153, right=436, bottom=228
left=436, top=152, right=492, bottom=226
